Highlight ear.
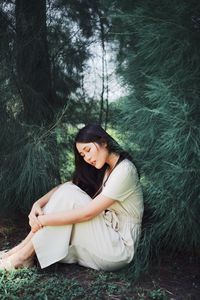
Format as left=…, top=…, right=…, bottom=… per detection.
left=99, top=137, right=107, bottom=147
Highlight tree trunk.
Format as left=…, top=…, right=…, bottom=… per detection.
left=15, top=0, right=56, bottom=125
left=15, top=0, right=61, bottom=184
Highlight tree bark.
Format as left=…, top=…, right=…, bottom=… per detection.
left=15, top=0, right=61, bottom=184
left=15, top=0, right=56, bottom=125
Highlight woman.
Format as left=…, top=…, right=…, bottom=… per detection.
left=0, top=124, right=143, bottom=271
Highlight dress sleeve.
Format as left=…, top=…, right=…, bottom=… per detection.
left=101, top=161, right=139, bottom=202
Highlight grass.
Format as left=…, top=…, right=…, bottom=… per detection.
left=0, top=266, right=169, bottom=300
left=0, top=218, right=199, bottom=300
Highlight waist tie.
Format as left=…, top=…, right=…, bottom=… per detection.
left=103, top=210, right=141, bottom=232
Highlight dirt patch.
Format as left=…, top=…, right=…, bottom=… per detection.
left=0, top=216, right=199, bottom=300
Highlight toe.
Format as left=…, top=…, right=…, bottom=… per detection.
left=0, top=250, right=8, bottom=259
left=0, top=258, right=14, bottom=271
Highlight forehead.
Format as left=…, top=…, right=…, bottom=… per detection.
left=76, top=142, right=93, bottom=153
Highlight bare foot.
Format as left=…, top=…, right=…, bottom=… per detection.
left=1, top=231, right=34, bottom=259
left=1, top=242, right=25, bottom=259
left=0, top=253, right=34, bottom=271
left=0, top=250, right=8, bottom=259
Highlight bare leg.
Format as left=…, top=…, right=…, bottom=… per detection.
left=0, top=240, right=35, bottom=270
left=2, top=231, right=34, bottom=259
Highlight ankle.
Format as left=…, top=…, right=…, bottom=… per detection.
left=18, top=251, right=30, bottom=261
left=19, top=246, right=34, bottom=261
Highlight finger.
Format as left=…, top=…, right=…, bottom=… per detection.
left=31, top=214, right=38, bottom=222
left=29, top=217, right=39, bottom=230
left=36, top=209, right=44, bottom=216
left=38, top=206, right=44, bottom=214
left=32, top=224, right=40, bottom=233
left=29, top=212, right=35, bottom=220
left=29, top=218, right=35, bottom=227
left=33, top=217, right=43, bottom=229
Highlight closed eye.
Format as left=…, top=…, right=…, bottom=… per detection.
left=80, top=147, right=90, bottom=157
left=85, top=147, right=90, bottom=153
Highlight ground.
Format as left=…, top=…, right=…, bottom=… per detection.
left=0, top=216, right=199, bottom=300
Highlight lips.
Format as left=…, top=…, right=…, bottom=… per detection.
left=91, top=161, right=96, bottom=166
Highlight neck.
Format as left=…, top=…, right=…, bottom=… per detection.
left=106, top=153, right=120, bottom=172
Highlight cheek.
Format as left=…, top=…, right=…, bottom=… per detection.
left=93, top=148, right=99, bottom=158
left=99, top=148, right=108, bottom=160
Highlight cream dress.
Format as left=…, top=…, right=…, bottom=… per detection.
left=32, top=159, right=144, bottom=271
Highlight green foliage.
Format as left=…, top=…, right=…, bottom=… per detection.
left=148, top=289, right=167, bottom=300
left=107, top=0, right=200, bottom=277
left=0, top=120, right=61, bottom=214
left=57, top=124, right=76, bottom=182
left=0, top=268, right=85, bottom=300
left=0, top=0, right=105, bottom=213
left=0, top=0, right=107, bottom=124
left=0, top=267, right=171, bottom=300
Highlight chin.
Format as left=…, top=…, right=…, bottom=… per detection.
left=94, top=165, right=101, bottom=169
left=96, top=162, right=106, bottom=170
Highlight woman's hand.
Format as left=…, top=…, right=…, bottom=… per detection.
left=28, top=202, right=44, bottom=232
left=29, top=217, right=43, bottom=233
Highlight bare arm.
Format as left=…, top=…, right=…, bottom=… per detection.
left=37, top=194, right=116, bottom=227
left=29, top=183, right=64, bottom=232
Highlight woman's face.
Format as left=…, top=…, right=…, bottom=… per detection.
left=76, top=142, right=109, bottom=169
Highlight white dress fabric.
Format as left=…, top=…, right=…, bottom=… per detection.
left=32, top=159, right=144, bottom=271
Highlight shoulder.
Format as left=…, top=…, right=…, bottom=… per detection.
left=114, top=159, right=137, bottom=176
left=101, top=159, right=139, bottom=201
left=106, top=159, right=138, bottom=186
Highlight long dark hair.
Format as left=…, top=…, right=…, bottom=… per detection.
left=72, top=124, right=135, bottom=198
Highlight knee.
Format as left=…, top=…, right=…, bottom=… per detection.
left=43, top=184, right=91, bottom=213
